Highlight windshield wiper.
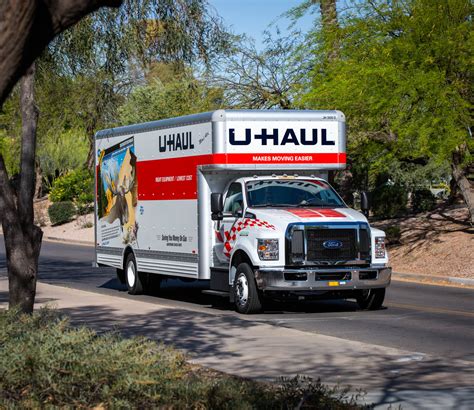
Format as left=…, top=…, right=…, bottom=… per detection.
left=295, top=202, right=338, bottom=208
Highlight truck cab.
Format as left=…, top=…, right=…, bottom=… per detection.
left=211, top=175, right=391, bottom=314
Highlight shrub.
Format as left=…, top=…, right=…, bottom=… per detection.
left=49, top=169, right=94, bottom=204
left=412, top=188, right=436, bottom=213
left=0, top=309, right=363, bottom=409
left=76, top=191, right=94, bottom=215
left=372, top=184, right=408, bottom=218
left=48, top=201, right=76, bottom=225
left=385, top=226, right=402, bottom=245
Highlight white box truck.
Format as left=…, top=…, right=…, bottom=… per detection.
left=94, top=110, right=391, bottom=313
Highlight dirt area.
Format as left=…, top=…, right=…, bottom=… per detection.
left=373, top=205, right=474, bottom=279
left=40, top=215, right=94, bottom=243
left=32, top=199, right=94, bottom=243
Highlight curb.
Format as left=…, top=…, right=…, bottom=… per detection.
left=44, top=236, right=94, bottom=247
left=392, top=272, right=474, bottom=288
left=1, top=232, right=93, bottom=247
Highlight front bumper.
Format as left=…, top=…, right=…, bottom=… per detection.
left=255, top=266, right=391, bottom=291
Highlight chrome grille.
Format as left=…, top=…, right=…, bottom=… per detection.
left=286, top=223, right=371, bottom=266
left=307, top=228, right=356, bottom=261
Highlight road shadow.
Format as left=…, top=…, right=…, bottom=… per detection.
left=102, top=278, right=362, bottom=314
left=0, top=289, right=58, bottom=306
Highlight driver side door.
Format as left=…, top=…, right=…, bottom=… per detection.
left=215, top=182, right=244, bottom=262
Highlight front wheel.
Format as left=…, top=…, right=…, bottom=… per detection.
left=233, top=263, right=263, bottom=314
left=356, top=288, right=385, bottom=310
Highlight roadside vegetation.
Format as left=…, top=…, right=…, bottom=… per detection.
left=0, top=309, right=364, bottom=409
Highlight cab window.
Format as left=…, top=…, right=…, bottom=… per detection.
left=224, top=183, right=244, bottom=214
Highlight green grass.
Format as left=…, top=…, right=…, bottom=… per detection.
left=0, top=309, right=367, bottom=409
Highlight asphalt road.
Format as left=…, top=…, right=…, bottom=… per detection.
left=1, top=237, right=473, bottom=362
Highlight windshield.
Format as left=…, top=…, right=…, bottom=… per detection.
left=246, top=179, right=345, bottom=208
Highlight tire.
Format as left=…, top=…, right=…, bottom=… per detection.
left=356, top=288, right=385, bottom=310
left=116, top=268, right=126, bottom=284
left=125, top=253, right=144, bottom=295
left=233, top=263, right=263, bottom=314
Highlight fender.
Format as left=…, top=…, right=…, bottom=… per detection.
left=121, top=245, right=136, bottom=270
left=228, top=242, right=256, bottom=286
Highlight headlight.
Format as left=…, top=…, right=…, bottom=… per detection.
left=257, top=239, right=279, bottom=260
left=375, top=237, right=386, bottom=258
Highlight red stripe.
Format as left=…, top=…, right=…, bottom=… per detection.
left=285, top=208, right=346, bottom=218
left=286, top=209, right=323, bottom=218
left=137, top=153, right=345, bottom=201
left=213, top=153, right=345, bottom=164
left=316, top=209, right=345, bottom=218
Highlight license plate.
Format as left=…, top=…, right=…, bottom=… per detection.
left=328, top=281, right=340, bottom=287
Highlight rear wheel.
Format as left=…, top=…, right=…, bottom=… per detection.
left=356, top=288, right=385, bottom=310
left=233, top=263, right=263, bottom=314
left=125, top=253, right=144, bottom=295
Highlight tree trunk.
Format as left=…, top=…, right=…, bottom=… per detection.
left=35, top=161, right=42, bottom=199
left=0, top=64, right=43, bottom=313
left=5, top=63, right=42, bottom=313
left=452, top=146, right=474, bottom=224
left=86, top=124, right=97, bottom=171
left=316, top=0, right=338, bottom=61
left=448, top=175, right=459, bottom=204
left=5, top=223, right=42, bottom=313
left=320, top=0, right=338, bottom=31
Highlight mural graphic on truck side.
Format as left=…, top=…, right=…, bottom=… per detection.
left=97, top=137, right=138, bottom=245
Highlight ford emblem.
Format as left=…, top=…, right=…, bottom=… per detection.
left=323, top=240, right=343, bottom=250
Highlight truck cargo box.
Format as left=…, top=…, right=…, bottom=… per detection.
left=95, top=110, right=346, bottom=280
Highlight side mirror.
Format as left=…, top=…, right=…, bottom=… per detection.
left=211, top=193, right=223, bottom=221
left=234, top=209, right=243, bottom=218
left=361, top=191, right=370, bottom=217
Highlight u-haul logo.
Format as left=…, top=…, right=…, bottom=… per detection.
left=159, top=132, right=195, bottom=152
left=229, top=128, right=335, bottom=146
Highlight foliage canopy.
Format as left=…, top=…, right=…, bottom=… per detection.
left=300, top=0, right=473, bottom=189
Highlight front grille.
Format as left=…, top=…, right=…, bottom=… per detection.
left=306, top=228, right=357, bottom=262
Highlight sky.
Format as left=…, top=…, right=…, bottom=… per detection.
left=208, top=0, right=315, bottom=50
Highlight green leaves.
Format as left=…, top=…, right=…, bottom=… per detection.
left=119, top=69, right=224, bottom=124
left=300, top=0, right=473, bottom=189
left=49, top=169, right=94, bottom=203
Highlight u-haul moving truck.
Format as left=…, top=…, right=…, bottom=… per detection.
left=95, top=110, right=391, bottom=314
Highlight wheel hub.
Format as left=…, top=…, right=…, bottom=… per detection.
left=236, top=273, right=249, bottom=306
left=127, top=262, right=136, bottom=287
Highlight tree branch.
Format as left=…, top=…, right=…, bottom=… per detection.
left=0, top=0, right=123, bottom=107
